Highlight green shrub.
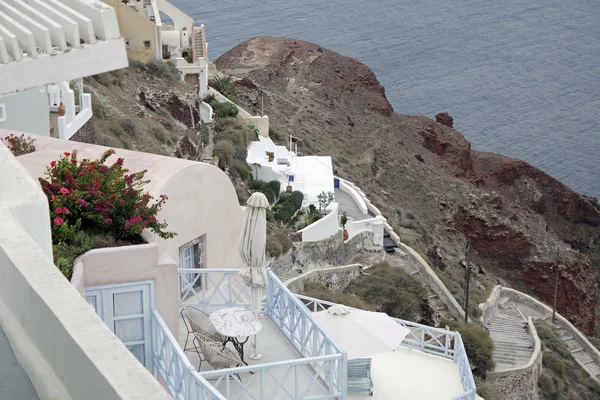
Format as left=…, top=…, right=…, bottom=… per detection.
left=208, top=76, right=238, bottom=102
left=535, top=320, right=600, bottom=400
left=120, top=118, right=137, bottom=136
left=301, top=282, right=371, bottom=310
left=273, top=191, right=304, bottom=224
left=443, top=320, right=495, bottom=377
left=474, top=377, right=502, bottom=400
left=2, top=133, right=36, bottom=156
left=345, top=262, right=432, bottom=323
left=203, top=94, right=218, bottom=107
left=201, top=121, right=210, bottom=146
left=265, top=223, right=292, bottom=258
left=130, top=59, right=180, bottom=81
left=229, top=159, right=252, bottom=181
left=213, top=140, right=235, bottom=168
left=150, top=126, right=167, bottom=142
left=213, top=102, right=239, bottom=118
left=250, top=180, right=281, bottom=204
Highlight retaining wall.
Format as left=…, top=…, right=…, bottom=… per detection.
left=298, top=203, right=340, bottom=242
left=284, top=264, right=367, bottom=293
left=396, top=244, right=468, bottom=321
left=487, top=317, right=542, bottom=400
left=271, top=231, right=378, bottom=276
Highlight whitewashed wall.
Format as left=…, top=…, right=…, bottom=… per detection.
left=298, top=203, right=340, bottom=242
left=0, top=88, right=50, bottom=137
left=346, top=215, right=385, bottom=246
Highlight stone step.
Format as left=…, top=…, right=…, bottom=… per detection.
left=491, top=313, right=525, bottom=322
left=493, top=356, right=530, bottom=365
left=583, top=362, right=600, bottom=376
left=493, top=343, right=533, bottom=351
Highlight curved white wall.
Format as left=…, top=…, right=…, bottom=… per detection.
left=299, top=202, right=340, bottom=242
left=17, top=134, right=244, bottom=270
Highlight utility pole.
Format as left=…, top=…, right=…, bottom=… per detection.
left=464, top=239, right=471, bottom=323
left=552, top=248, right=560, bottom=323
left=261, top=91, right=264, bottom=116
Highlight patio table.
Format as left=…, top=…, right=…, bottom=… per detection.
left=210, top=307, right=262, bottom=366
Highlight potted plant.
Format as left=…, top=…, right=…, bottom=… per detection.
left=341, top=211, right=349, bottom=241
left=266, top=151, right=275, bottom=162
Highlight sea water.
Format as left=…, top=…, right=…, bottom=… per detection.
left=169, top=0, right=600, bottom=199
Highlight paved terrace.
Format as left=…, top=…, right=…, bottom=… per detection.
left=0, top=327, right=39, bottom=399
left=175, top=272, right=469, bottom=399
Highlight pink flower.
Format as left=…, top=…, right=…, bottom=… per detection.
left=59, top=187, right=69, bottom=194
left=71, top=159, right=77, bottom=164
left=62, top=208, right=71, bottom=215
left=50, top=161, right=57, bottom=167
left=55, top=207, right=63, bottom=214
left=53, top=217, right=64, bottom=226
left=76, top=198, right=89, bottom=207
left=64, top=152, right=70, bottom=157
left=105, top=218, right=113, bottom=225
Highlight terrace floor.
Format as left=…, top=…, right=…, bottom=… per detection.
left=177, top=307, right=467, bottom=399
left=0, top=326, right=39, bottom=399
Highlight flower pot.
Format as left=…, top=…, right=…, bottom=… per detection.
left=268, top=156, right=274, bottom=162
left=286, top=185, right=292, bottom=192
left=343, top=229, right=349, bottom=241
left=57, top=102, right=65, bottom=117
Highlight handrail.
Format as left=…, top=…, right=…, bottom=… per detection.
left=200, top=354, right=342, bottom=377
left=151, top=309, right=226, bottom=400
left=296, top=294, right=477, bottom=400
left=178, top=268, right=251, bottom=308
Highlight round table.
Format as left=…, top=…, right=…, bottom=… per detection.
left=210, top=307, right=262, bottom=365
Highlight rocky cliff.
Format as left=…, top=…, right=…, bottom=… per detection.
left=216, top=37, right=600, bottom=335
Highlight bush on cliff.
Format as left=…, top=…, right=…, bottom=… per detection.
left=265, top=222, right=292, bottom=258
left=250, top=180, right=281, bottom=204
left=442, top=319, right=495, bottom=377
left=535, top=321, right=600, bottom=399
left=213, top=101, right=239, bottom=119
left=301, top=282, right=371, bottom=310
left=345, top=262, right=433, bottom=324
left=273, top=191, right=304, bottom=224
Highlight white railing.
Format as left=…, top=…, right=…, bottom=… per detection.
left=176, top=269, right=345, bottom=399
left=296, top=295, right=477, bottom=400
left=151, top=309, right=226, bottom=400
left=178, top=268, right=251, bottom=308
left=266, top=269, right=347, bottom=399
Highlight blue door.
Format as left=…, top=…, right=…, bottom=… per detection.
left=334, top=178, right=340, bottom=188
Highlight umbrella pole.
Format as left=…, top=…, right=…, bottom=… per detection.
left=249, top=287, right=263, bottom=360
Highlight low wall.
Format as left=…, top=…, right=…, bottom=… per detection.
left=285, top=264, right=367, bottom=293
left=271, top=231, right=377, bottom=277
left=493, top=286, right=600, bottom=368
left=487, top=317, right=542, bottom=400
left=397, top=244, right=468, bottom=321
left=199, top=101, right=213, bottom=123
left=346, top=215, right=384, bottom=246
left=71, top=243, right=179, bottom=339
left=338, top=178, right=368, bottom=214
left=299, top=203, right=340, bottom=242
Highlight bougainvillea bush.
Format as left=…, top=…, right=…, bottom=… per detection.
left=2, top=133, right=36, bottom=156
left=39, top=149, right=175, bottom=277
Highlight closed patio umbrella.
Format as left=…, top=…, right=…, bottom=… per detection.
left=238, top=192, right=269, bottom=360
left=313, top=304, right=411, bottom=359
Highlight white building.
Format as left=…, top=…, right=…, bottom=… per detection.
left=0, top=0, right=129, bottom=140
left=247, top=135, right=335, bottom=205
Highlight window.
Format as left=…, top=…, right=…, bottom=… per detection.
left=288, top=175, right=295, bottom=183
left=179, top=236, right=206, bottom=294
left=0, top=104, right=6, bottom=122
left=143, top=40, right=151, bottom=49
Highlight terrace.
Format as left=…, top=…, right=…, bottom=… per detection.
left=152, top=268, right=477, bottom=399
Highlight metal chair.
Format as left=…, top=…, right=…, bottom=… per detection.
left=196, top=332, right=244, bottom=381
left=347, top=358, right=373, bottom=396
left=181, top=305, right=226, bottom=369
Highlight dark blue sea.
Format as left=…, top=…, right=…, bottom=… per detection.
left=169, top=0, right=600, bottom=199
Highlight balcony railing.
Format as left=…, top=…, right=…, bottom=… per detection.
left=170, top=268, right=346, bottom=399
left=151, top=309, right=226, bottom=400
left=179, top=268, right=251, bottom=308
left=296, top=295, right=477, bottom=400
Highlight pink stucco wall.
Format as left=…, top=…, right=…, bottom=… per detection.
left=71, top=243, right=179, bottom=338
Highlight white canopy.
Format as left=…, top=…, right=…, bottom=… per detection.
left=313, top=304, right=410, bottom=359
left=238, top=192, right=269, bottom=291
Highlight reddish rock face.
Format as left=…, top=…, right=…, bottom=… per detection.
left=435, top=112, right=454, bottom=128
left=216, top=37, right=600, bottom=334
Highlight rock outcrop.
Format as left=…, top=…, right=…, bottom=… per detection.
left=216, top=37, right=600, bottom=335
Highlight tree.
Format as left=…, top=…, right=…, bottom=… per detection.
left=251, top=163, right=262, bottom=180
left=317, top=191, right=335, bottom=214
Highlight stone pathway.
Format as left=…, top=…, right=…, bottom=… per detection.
left=486, top=295, right=600, bottom=382
left=200, top=122, right=217, bottom=165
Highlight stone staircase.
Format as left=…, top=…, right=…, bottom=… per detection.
left=486, top=312, right=534, bottom=371
left=552, top=323, right=600, bottom=382
left=194, top=28, right=205, bottom=59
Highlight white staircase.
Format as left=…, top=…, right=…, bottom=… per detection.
left=487, top=312, right=534, bottom=371
left=553, top=324, right=600, bottom=381
left=194, top=28, right=205, bottom=59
